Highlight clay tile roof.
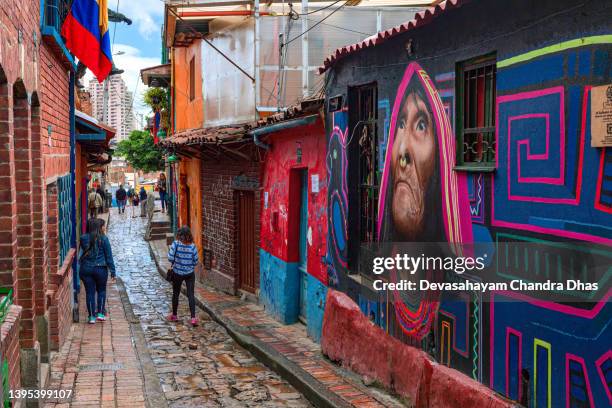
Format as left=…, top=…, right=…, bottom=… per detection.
left=319, top=0, right=468, bottom=73
left=253, top=98, right=324, bottom=129
left=159, top=123, right=254, bottom=147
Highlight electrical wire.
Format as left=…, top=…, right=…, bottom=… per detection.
left=304, top=17, right=370, bottom=36
left=111, top=0, right=120, bottom=50
left=298, top=0, right=344, bottom=16
left=283, top=0, right=349, bottom=47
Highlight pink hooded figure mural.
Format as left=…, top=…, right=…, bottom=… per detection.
left=377, top=62, right=473, bottom=339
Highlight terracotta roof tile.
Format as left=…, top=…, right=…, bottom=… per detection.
left=159, top=124, right=254, bottom=147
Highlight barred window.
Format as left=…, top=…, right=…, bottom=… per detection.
left=354, top=85, right=379, bottom=244
left=57, top=174, right=73, bottom=266
left=456, top=54, right=497, bottom=170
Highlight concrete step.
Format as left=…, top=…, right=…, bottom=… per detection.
left=150, top=227, right=170, bottom=234
left=150, top=232, right=169, bottom=241
left=166, top=233, right=174, bottom=246
left=150, top=220, right=170, bottom=228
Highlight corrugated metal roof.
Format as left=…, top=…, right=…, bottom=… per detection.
left=319, top=0, right=468, bottom=73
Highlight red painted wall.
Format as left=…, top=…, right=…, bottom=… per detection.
left=260, top=118, right=328, bottom=284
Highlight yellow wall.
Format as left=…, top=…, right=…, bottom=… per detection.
left=173, top=41, right=203, bottom=132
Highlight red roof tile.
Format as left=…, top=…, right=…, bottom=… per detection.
left=159, top=124, right=253, bottom=147
left=319, top=0, right=468, bottom=73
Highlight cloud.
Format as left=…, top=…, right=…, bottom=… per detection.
left=111, top=0, right=164, bottom=39
left=84, top=43, right=161, bottom=120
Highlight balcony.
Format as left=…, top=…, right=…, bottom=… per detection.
left=41, top=0, right=76, bottom=69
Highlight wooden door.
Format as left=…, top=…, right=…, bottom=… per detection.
left=238, top=190, right=256, bottom=293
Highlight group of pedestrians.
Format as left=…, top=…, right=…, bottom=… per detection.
left=79, top=172, right=197, bottom=326
left=113, top=173, right=167, bottom=218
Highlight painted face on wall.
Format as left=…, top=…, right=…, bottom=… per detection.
left=390, top=91, right=436, bottom=240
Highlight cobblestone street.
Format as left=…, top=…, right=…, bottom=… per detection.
left=48, top=209, right=311, bottom=408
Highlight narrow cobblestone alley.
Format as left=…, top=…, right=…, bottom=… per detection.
left=48, top=209, right=311, bottom=408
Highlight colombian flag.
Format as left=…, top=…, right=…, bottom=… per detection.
left=61, top=0, right=113, bottom=82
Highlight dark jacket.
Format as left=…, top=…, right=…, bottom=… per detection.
left=116, top=187, right=127, bottom=200
left=79, top=234, right=116, bottom=278
left=139, top=189, right=147, bottom=200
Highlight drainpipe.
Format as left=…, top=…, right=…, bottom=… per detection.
left=254, top=0, right=260, bottom=119
left=250, top=114, right=319, bottom=150
left=178, top=10, right=272, bottom=17
left=301, top=0, right=309, bottom=98
left=253, top=133, right=271, bottom=150
left=69, top=69, right=79, bottom=318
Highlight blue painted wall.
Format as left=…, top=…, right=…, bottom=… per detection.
left=259, top=249, right=300, bottom=324
left=305, top=274, right=327, bottom=342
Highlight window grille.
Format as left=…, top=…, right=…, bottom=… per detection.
left=57, top=174, right=73, bottom=266
left=456, top=55, right=497, bottom=170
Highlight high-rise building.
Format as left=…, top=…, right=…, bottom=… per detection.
left=89, top=75, right=135, bottom=141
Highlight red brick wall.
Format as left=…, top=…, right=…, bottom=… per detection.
left=0, top=304, right=23, bottom=394
left=45, top=182, right=73, bottom=350
left=13, top=95, right=36, bottom=348
left=200, top=159, right=261, bottom=294
left=0, top=0, right=74, bottom=369
left=31, top=104, right=48, bottom=318
left=0, top=0, right=39, bottom=92
left=40, top=44, right=71, bottom=180
left=0, top=82, right=18, bottom=292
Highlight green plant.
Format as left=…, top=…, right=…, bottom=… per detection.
left=143, top=87, right=170, bottom=130
left=115, top=130, right=165, bottom=172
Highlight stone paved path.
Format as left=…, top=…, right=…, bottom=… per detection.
left=150, top=244, right=402, bottom=408
left=46, top=265, right=147, bottom=408
left=108, top=209, right=311, bottom=408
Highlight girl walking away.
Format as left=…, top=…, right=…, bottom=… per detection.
left=168, top=226, right=199, bottom=326
left=79, top=218, right=116, bottom=324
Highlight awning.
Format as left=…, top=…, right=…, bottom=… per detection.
left=140, top=63, right=171, bottom=88
left=76, top=110, right=116, bottom=166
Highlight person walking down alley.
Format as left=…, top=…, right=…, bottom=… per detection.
left=139, top=187, right=148, bottom=217
left=79, top=218, right=116, bottom=324
left=96, top=185, right=106, bottom=214
left=116, top=184, right=127, bottom=214
left=168, top=226, right=199, bottom=326
left=88, top=188, right=103, bottom=219
left=156, top=173, right=168, bottom=213
left=131, top=189, right=139, bottom=218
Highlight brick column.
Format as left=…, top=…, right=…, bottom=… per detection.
left=13, top=93, right=36, bottom=349
left=31, top=102, right=46, bottom=316
left=0, top=82, right=17, bottom=291
left=31, top=101, right=50, bottom=361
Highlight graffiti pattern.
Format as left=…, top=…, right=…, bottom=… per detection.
left=325, top=36, right=612, bottom=406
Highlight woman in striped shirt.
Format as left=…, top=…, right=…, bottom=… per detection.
left=167, top=226, right=199, bottom=326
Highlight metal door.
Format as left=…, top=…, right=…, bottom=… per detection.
left=238, top=190, right=256, bottom=293
left=298, top=171, right=308, bottom=322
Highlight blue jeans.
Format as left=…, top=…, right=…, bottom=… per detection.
left=117, top=199, right=126, bottom=211
left=159, top=191, right=167, bottom=210
left=81, top=266, right=108, bottom=318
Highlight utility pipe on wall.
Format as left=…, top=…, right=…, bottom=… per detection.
left=178, top=10, right=272, bottom=17
left=254, top=0, right=261, bottom=119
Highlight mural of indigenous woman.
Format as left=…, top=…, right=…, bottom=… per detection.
left=377, top=62, right=473, bottom=339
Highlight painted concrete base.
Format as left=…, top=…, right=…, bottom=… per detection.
left=35, top=315, right=49, bottom=363
left=321, top=290, right=513, bottom=408
left=20, top=342, right=41, bottom=407
left=259, top=249, right=299, bottom=324
left=305, top=274, right=327, bottom=342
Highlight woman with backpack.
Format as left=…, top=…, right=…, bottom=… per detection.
left=167, top=226, right=199, bottom=326
left=79, top=218, right=116, bottom=324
